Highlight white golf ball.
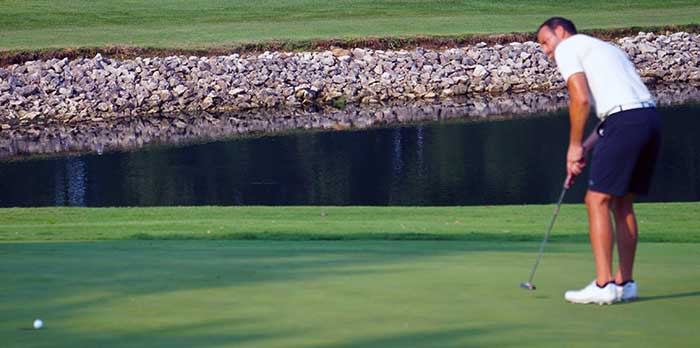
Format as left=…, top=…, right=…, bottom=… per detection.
left=33, top=319, right=43, bottom=329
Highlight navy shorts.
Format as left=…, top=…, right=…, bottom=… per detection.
left=588, top=107, right=661, bottom=196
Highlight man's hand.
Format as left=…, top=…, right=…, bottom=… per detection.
left=565, top=144, right=585, bottom=188
left=567, top=143, right=585, bottom=177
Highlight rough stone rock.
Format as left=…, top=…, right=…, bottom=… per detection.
left=498, top=66, right=513, bottom=75
left=173, top=85, right=188, bottom=96
left=157, top=90, right=172, bottom=102
left=20, top=111, right=40, bottom=120
left=97, top=102, right=111, bottom=112
left=228, top=87, right=246, bottom=96
left=16, top=85, right=38, bottom=96
left=639, top=43, right=658, bottom=54
left=473, top=65, right=489, bottom=78
left=58, top=87, right=73, bottom=96
left=202, top=96, right=215, bottom=109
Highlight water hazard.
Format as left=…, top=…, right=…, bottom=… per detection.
left=1, top=103, right=699, bottom=207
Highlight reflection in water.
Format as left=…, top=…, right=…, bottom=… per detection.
left=392, top=128, right=403, bottom=177
left=67, top=159, right=87, bottom=207
left=416, top=126, right=426, bottom=179
left=390, top=128, right=404, bottom=202
left=0, top=103, right=699, bottom=207
left=53, top=163, right=65, bottom=206
left=52, top=159, right=88, bottom=207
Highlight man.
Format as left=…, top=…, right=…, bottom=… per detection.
left=536, top=17, right=661, bottom=304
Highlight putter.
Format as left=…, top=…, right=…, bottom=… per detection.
left=520, top=124, right=601, bottom=291
left=520, top=176, right=569, bottom=291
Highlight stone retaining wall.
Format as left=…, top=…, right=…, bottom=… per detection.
left=1, top=31, right=699, bottom=130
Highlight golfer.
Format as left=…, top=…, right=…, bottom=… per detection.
left=536, top=17, right=661, bottom=304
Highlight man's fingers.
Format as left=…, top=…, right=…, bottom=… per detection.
left=564, top=155, right=587, bottom=188
left=568, top=162, right=582, bottom=174
left=564, top=174, right=574, bottom=189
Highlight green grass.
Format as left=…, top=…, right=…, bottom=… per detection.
left=1, top=0, right=699, bottom=50
left=1, top=203, right=699, bottom=242
left=2, top=204, right=699, bottom=347
left=1, top=240, right=699, bottom=348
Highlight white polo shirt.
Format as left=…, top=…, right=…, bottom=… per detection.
left=554, top=34, right=654, bottom=120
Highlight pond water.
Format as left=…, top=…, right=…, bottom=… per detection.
left=1, top=103, right=698, bottom=207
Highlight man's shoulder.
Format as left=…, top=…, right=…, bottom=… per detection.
left=555, top=34, right=608, bottom=61
left=555, top=35, right=585, bottom=62
left=570, top=34, right=595, bottom=41
left=563, top=34, right=614, bottom=50
left=559, top=34, right=596, bottom=49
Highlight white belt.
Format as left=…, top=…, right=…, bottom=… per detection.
left=603, top=101, right=656, bottom=118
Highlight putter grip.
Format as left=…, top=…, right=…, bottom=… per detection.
left=582, top=126, right=600, bottom=160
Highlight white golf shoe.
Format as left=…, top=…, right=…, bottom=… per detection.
left=564, top=281, right=617, bottom=305
left=615, top=281, right=638, bottom=302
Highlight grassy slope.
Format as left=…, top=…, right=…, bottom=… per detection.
left=1, top=0, right=699, bottom=50
left=1, top=241, right=699, bottom=348
left=1, top=203, right=699, bottom=242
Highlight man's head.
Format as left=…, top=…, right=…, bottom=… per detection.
left=536, top=17, right=577, bottom=60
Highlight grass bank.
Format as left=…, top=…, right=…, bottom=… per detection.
left=2, top=1, right=699, bottom=52
left=1, top=202, right=699, bottom=242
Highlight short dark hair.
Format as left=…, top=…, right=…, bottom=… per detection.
left=538, top=17, right=577, bottom=35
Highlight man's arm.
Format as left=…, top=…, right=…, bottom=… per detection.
left=566, top=72, right=590, bottom=183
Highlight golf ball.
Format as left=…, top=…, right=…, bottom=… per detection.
left=33, top=319, right=43, bottom=329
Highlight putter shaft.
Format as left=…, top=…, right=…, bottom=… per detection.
left=524, top=181, right=568, bottom=286
left=522, top=128, right=597, bottom=290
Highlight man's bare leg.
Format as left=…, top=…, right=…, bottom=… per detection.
left=612, top=193, right=638, bottom=283
left=585, top=190, right=615, bottom=285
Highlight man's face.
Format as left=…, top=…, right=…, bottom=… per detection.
left=537, top=26, right=564, bottom=60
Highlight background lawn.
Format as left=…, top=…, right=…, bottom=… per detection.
left=1, top=0, right=699, bottom=50
left=1, top=203, right=699, bottom=242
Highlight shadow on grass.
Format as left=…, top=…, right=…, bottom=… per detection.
left=6, top=318, right=285, bottom=348
left=0, top=240, right=543, bottom=292
left=128, top=231, right=591, bottom=242
left=315, top=326, right=522, bottom=348
left=6, top=320, right=525, bottom=348
left=0, top=241, right=548, bottom=348
left=634, top=291, right=700, bottom=303
left=0, top=241, right=536, bottom=315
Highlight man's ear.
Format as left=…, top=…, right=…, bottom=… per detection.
left=554, top=25, right=563, bottom=37
left=554, top=25, right=568, bottom=38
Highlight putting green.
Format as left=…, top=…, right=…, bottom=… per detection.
left=1, top=241, right=698, bottom=347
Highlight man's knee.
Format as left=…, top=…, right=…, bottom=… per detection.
left=611, top=194, right=636, bottom=218
left=585, top=190, right=612, bottom=209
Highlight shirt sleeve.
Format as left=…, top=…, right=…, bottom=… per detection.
left=554, top=41, right=584, bottom=82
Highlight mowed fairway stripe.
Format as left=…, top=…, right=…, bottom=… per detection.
left=1, top=241, right=698, bottom=348
left=1, top=1, right=699, bottom=49
left=1, top=204, right=699, bottom=242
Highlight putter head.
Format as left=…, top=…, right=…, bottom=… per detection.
left=520, top=282, right=536, bottom=290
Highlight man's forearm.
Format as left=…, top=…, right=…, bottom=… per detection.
left=569, top=99, right=589, bottom=146
left=566, top=73, right=591, bottom=147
